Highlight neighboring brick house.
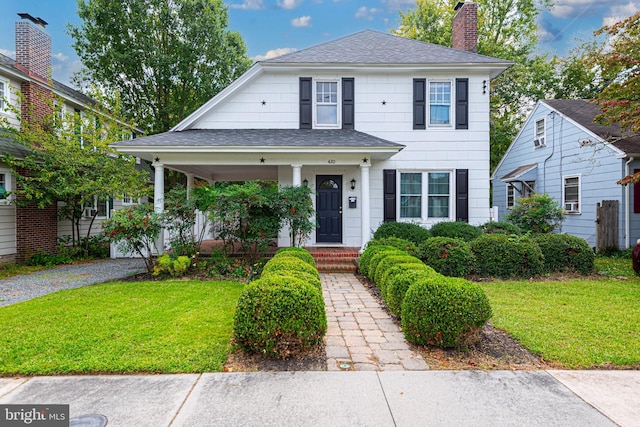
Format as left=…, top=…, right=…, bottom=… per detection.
left=113, top=2, right=512, bottom=251
left=0, top=13, right=139, bottom=264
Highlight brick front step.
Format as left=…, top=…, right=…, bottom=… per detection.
left=316, top=262, right=357, bottom=273
left=307, top=247, right=360, bottom=273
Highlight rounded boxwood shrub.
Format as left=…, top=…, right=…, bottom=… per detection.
left=471, top=234, right=544, bottom=279
left=429, top=221, right=482, bottom=242
left=480, top=221, right=522, bottom=236
left=378, top=262, right=430, bottom=299
left=386, top=267, right=439, bottom=316
left=365, top=237, right=418, bottom=257
left=260, top=269, right=322, bottom=291
left=233, top=276, right=327, bottom=358
left=401, top=276, right=492, bottom=348
left=372, top=254, right=423, bottom=286
left=373, top=222, right=431, bottom=245
left=418, top=237, right=475, bottom=277
left=261, top=257, right=320, bottom=281
left=532, top=234, right=594, bottom=274
left=358, top=244, right=400, bottom=276
left=272, top=247, right=316, bottom=267
left=364, top=247, right=407, bottom=280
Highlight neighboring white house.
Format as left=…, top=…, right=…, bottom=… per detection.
left=0, top=13, right=142, bottom=263
left=113, top=2, right=511, bottom=251
left=491, top=99, right=640, bottom=249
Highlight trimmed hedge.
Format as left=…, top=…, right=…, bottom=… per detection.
left=480, top=221, right=522, bottom=236
left=418, top=237, right=475, bottom=277
left=385, top=267, right=438, bottom=316
left=429, top=221, right=482, bottom=242
left=272, top=247, right=317, bottom=267
left=233, top=276, right=327, bottom=357
left=532, top=234, right=595, bottom=274
left=260, top=269, right=322, bottom=291
left=261, top=257, right=321, bottom=281
left=471, top=234, right=544, bottom=279
left=366, top=247, right=407, bottom=280
left=372, top=254, right=423, bottom=286
left=373, top=222, right=431, bottom=245
left=366, top=237, right=418, bottom=257
left=358, top=245, right=405, bottom=277
left=378, top=262, right=428, bottom=299
left=401, top=276, right=492, bottom=348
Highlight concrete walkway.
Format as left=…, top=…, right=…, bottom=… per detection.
left=322, top=273, right=428, bottom=371
left=2, top=371, right=639, bottom=426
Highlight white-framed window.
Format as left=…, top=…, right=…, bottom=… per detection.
left=83, top=197, right=111, bottom=219
left=534, top=118, right=546, bottom=148
left=0, top=79, right=7, bottom=112
left=399, top=171, right=452, bottom=220
left=563, top=175, right=580, bottom=214
left=121, top=195, right=138, bottom=205
left=0, top=168, right=12, bottom=205
left=315, top=81, right=339, bottom=126
left=506, top=184, right=514, bottom=209
left=429, top=81, right=452, bottom=126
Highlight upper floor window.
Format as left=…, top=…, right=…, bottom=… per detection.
left=429, top=81, right=451, bottom=126
left=316, top=81, right=338, bottom=126
left=0, top=80, right=7, bottom=112
left=563, top=175, right=580, bottom=214
left=534, top=118, right=546, bottom=148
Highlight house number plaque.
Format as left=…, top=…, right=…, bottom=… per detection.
left=328, top=160, right=336, bottom=164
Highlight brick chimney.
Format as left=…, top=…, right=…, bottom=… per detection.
left=452, top=2, right=478, bottom=53
left=15, top=13, right=54, bottom=127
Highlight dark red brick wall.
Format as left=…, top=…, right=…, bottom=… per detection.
left=20, top=81, right=53, bottom=129
left=452, top=2, right=478, bottom=53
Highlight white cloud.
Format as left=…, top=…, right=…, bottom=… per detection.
left=228, top=0, right=264, bottom=10
left=355, top=6, right=381, bottom=20
left=53, top=52, right=69, bottom=62
left=278, top=0, right=303, bottom=9
left=0, top=48, right=15, bottom=59
left=603, top=2, right=640, bottom=26
left=254, top=47, right=297, bottom=61
left=291, top=15, right=312, bottom=27
left=550, top=0, right=640, bottom=19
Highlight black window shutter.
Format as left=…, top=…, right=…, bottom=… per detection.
left=413, top=79, right=426, bottom=130
left=299, top=77, right=312, bottom=129
left=342, top=77, right=355, bottom=129
left=456, top=169, right=469, bottom=222
left=383, top=169, right=397, bottom=222
left=455, top=78, right=469, bottom=130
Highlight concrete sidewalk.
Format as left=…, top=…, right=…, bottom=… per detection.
left=1, top=370, right=639, bottom=426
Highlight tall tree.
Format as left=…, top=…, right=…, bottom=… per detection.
left=68, top=0, right=252, bottom=133
left=394, top=0, right=554, bottom=171
left=0, top=93, right=149, bottom=250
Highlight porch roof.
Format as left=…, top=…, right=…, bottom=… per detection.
left=500, top=163, right=537, bottom=182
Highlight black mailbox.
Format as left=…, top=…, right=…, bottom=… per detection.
left=348, top=196, right=357, bottom=208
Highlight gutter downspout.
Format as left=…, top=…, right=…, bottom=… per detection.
left=541, top=111, right=556, bottom=193
left=626, top=157, right=634, bottom=248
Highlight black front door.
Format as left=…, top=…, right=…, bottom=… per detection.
left=316, top=175, right=342, bottom=243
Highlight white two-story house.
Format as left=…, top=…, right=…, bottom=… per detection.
left=113, top=2, right=511, bottom=251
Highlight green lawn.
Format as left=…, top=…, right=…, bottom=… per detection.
left=480, top=268, right=640, bottom=368
left=0, top=280, right=245, bottom=375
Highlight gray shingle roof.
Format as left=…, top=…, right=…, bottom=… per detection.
left=113, top=129, right=404, bottom=149
left=263, top=30, right=510, bottom=65
left=0, top=131, right=31, bottom=158
left=543, top=99, right=640, bottom=155
left=0, top=53, right=95, bottom=107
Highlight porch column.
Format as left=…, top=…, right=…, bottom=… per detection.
left=153, top=160, right=165, bottom=255
left=360, top=162, right=371, bottom=252
left=186, top=173, right=195, bottom=199
left=292, top=163, right=302, bottom=186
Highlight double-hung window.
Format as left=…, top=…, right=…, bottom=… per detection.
left=0, top=80, right=6, bottom=111
left=534, top=118, right=546, bottom=148
left=315, top=81, right=338, bottom=126
left=400, top=172, right=451, bottom=219
left=506, top=184, right=514, bottom=209
left=563, top=175, right=580, bottom=213
left=0, top=168, right=11, bottom=205
left=429, top=81, right=451, bottom=126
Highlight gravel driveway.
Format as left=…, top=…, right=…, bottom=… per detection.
left=0, top=258, right=146, bottom=307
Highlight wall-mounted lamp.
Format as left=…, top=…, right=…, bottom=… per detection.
left=482, top=80, right=487, bottom=95
left=303, top=178, right=309, bottom=187
left=350, top=178, right=356, bottom=190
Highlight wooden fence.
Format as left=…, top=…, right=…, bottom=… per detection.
left=596, top=200, right=618, bottom=252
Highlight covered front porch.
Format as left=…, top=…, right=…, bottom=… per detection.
left=112, top=129, right=404, bottom=251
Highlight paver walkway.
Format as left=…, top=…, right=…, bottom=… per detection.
left=321, top=272, right=429, bottom=371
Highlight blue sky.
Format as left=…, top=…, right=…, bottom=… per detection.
left=1, top=0, right=638, bottom=88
